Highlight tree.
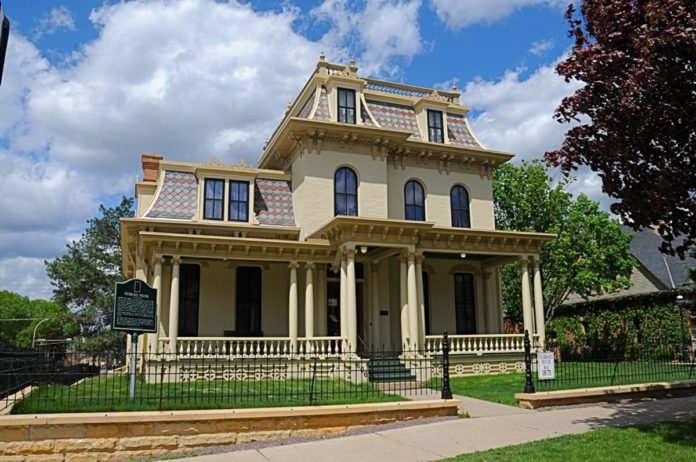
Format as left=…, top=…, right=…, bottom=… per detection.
left=0, top=291, right=77, bottom=349
left=45, top=197, right=134, bottom=355
left=493, top=161, right=635, bottom=324
left=546, top=1, right=696, bottom=257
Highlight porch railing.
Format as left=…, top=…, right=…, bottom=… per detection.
left=157, top=336, right=343, bottom=359
left=424, top=334, right=540, bottom=356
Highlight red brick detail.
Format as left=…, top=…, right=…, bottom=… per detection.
left=142, top=154, right=163, bottom=182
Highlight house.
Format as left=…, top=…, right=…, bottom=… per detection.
left=120, top=57, right=555, bottom=379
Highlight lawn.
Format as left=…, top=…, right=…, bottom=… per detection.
left=11, top=375, right=403, bottom=414
left=442, top=360, right=695, bottom=407
left=444, top=417, right=696, bottom=461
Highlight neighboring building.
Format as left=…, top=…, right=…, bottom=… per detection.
left=564, top=227, right=695, bottom=305
left=120, top=57, right=554, bottom=379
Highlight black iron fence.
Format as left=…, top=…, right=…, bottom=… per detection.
left=1, top=345, right=451, bottom=414
left=523, top=330, right=696, bottom=393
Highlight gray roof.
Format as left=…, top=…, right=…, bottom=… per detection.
left=624, top=226, right=695, bottom=288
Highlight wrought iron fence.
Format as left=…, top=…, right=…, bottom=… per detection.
left=1, top=345, right=451, bottom=414
left=522, top=330, right=696, bottom=393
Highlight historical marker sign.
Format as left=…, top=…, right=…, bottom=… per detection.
left=537, top=351, right=556, bottom=380
left=112, top=279, right=157, bottom=333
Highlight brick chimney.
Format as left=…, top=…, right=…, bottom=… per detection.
left=141, top=153, right=162, bottom=182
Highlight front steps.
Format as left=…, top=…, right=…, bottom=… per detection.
left=367, top=357, right=416, bottom=383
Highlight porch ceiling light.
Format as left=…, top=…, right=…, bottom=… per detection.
left=360, top=246, right=368, bottom=254
left=460, top=252, right=466, bottom=259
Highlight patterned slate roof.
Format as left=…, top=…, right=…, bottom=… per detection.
left=254, top=179, right=296, bottom=227
left=313, top=86, right=331, bottom=121
left=366, top=82, right=428, bottom=98
left=297, top=89, right=316, bottom=119
left=145, top=170, right=198, bottom=220
left=366, top=99, right=421, bottom=140
left=361, top=102, right=376, bottom=126
left=447, top=113, right=480, bottom=147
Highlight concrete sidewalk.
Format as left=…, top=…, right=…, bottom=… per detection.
left=179, top=396, right=696, bottom=462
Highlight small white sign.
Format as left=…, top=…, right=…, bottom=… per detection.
left=537, top=352, right=555, bottom=380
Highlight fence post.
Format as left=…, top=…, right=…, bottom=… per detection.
left=309, top=356, right=318, bottom=405
left=441, top=331, right=453, bottom=399
left=524, top=330, right=535, bottom=393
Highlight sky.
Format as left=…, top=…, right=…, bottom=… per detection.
left=0, top=0, right=600, bottom=300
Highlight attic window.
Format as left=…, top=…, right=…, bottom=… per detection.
left=203, top=179, right=225, bottom=220
left=337, top=88, right=356, bottom=124
left=427, top=109, right=444, bottom=143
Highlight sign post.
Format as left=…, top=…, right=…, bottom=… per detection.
left=537, top=351, right=556, bottom=381
left=112, top=279, right=157, bottom=400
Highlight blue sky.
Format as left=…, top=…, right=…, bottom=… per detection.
left=0, top=0, right=592, bottom=299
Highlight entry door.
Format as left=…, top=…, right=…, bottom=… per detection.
left=454, top=273, right=476, bottom=334
left=178, top=264, right=200, bottom=337
left=327, top=280, right=340, bottom=336
left=236, top=267, right=262, bottom=335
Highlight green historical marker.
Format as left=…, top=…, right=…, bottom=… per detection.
left=113, top=279, right=158, bottom=400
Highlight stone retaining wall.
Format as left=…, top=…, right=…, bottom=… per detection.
left=0, top=400, right=458, bottom=461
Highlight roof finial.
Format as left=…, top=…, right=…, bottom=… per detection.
left=319, top=51, right=325, bottom=62
left=452, top=82, right=458, bottom=91
left=349, top=57, right=356, bottom=67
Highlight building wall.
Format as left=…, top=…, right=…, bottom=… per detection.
left=386, top=165, right=495, bottom=229
left=292, top=146, right=389, bottom=238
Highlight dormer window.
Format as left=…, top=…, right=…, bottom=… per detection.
left=337, top=88, right=356, bottom=124
left=228, top=180, right=249, bottom=222
left=427, top=109, right=444, bottom=143
left=203, top=179, right=225, bottom=220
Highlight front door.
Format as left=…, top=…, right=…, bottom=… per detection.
left=454, top=272, right=476, bottom=334
left=327, top=280, right=341, bottom=336
left=236, top=266, right=262, bottom=336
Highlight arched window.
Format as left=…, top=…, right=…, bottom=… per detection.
left=404, top=180, right=425, bottom=221
left=450, top=185, right=471, bottom=228
left=334, top=167, right=358, bottom=216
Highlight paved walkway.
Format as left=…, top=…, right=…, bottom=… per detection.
left=179, top=396, right=696, bottom=462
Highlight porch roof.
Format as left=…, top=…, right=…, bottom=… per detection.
left=306, top=216, right=556, bottom=256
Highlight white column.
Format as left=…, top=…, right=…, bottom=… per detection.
left=407, top=252, right=419, bottom=351
left=134, top=256, right=148, bottom=355
left=168, top=258, right=181, bottom=354
left=399, top=252, right=409, bottom=351
left=371, top=263, right=381, bottom=349
left=340, top=257, right=347, bottom=349
left=483, top=269, right=496, bottom=334
left=415, top=254, right=425, bottom=349
left=288, top=262, right=299, bottom=355
left=520, top=257, right=534, bottom=336
left=533, top=257, right=546, bottom=349
left=305, top=263, right=315, bottom=341
left=149, top=257, right=163, bottom=353
left=346, top=249, right=357, bottom=353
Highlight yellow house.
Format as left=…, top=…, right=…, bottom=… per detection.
left=120, top=57, right=554, bottom=378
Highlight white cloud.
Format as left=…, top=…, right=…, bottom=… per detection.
left=462, top=59, right=614, bottom=210
left=311, top=0, right=423, bottom=76
left=529, top=39, right=553, bottom=56
left=35, top=6, right=76, bottom=39
left=0, top=258, right=54, bottom=300
left=430, top=0, right=567, bottom=29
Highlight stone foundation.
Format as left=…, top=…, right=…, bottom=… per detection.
left=0, top=400, right=458, bottom=461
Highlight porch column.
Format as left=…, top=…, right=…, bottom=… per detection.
left=415, top=254, right=425, bottom=350
left=305, top=263, right=315, bottom=342
left=148, top=257, right=163, bottom=353
left=168, top=257, right=181, bottom=354
left=532, top=257, right=546, bottom=349
left=407, top=252, right=419, bottom=351
left=520, top=257, right=534, bottom=336
left=370, top=263, right=380, bottom=350
left=134, top=256, right=148, bottom=355
left=288, top=261, right=299, bottom=355
left=346, top=248, right=357, bottom=352
left=399, top=252, right=409, bottom=351
left=316, top=265, right=327, bottom=336
left=340, top=257, right=347, bottom=349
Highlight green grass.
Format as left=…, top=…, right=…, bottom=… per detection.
left=435, top=360, right=695, bottom=407
left=444, top=417, right=696, bottom=461
left=11, top=375, right=403, bottom=414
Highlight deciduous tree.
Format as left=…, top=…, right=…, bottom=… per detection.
left=546, top=0, right=696, bottom=257
left=493, top=161, right=635, bottom=324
